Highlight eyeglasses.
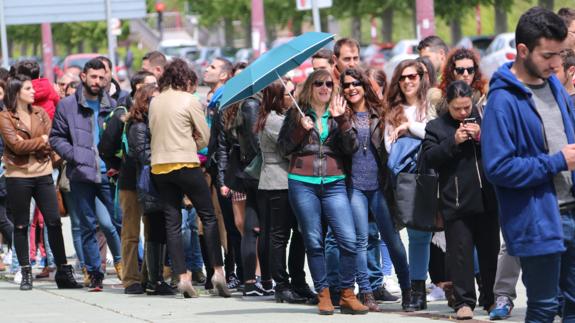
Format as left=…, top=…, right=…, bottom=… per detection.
left=454, top=67, right=476, bottom=75
left=342, top=80, right=363, bottom=89
left=398, top=73, right=420, bottom=82
left=313, top=80, right=334, bottom=88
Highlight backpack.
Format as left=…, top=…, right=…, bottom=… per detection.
left=101, top=106, right=130, bottom=158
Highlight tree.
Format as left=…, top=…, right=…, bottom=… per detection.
left=493, top=0, right=513, bottom=34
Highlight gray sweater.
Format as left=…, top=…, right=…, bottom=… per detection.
left=258, top=111, right=289, bottom=190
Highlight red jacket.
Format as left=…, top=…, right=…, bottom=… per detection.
left=32, top=78, right=59, bottom=120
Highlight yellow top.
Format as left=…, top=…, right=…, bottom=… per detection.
left=151, top=162, right=199, bottom=175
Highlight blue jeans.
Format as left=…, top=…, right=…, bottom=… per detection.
left=63, top=190, right=84, bottom=267
left=380, top=240, right=393, bottom=276
left=182, top=207, right=204, bottom=272
left=70, top=176, right=122, bottom=273
left=350, top=188, right=411, bottom=290
left=408, top=228, right=432, bottom=281
left=289, top=179, right=357, bottom=291
left=520, top=213, right=575, bottom=322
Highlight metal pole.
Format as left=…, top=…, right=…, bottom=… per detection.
left=311, top=0, right=321, bottom=32
left=0, top=0, right=10, bottom=69
left=105, top=0, right=116, bottom=76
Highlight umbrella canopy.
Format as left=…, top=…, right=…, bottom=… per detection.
left=218, top=32, right=335, bottom=110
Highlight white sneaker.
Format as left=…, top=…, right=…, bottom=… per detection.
left=427, top=284, right=446, bottom=301
left=383, top=275, right=401, bottom=294
left=3, top=249, right=12, bottom=265
left=13, top=270, right=22, bottom=284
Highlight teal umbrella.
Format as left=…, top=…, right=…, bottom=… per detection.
left=219, top=32, right=335, bottom=114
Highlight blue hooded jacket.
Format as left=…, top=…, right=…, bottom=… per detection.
left=482, top=62, right=574, bottom=257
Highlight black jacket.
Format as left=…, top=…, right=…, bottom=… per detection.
left=98, top=106, right=136, bottom=190
left=278, top=107, right=358, bottom=178
left=422, top=110, right=497, bottom=221
left=216, top=96, right=261, bottom=190
left=126, top=118, right=151, bottom=169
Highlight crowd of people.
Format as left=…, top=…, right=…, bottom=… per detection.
left=0, top=6, right=574, bottom=322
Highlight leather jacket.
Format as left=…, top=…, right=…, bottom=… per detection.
left=278, top=107, right=358, bottom=177
left=0, top=106, right=52, bottom=167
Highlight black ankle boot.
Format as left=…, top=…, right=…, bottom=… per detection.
left=20, top=266, right=33, bottom=291
left=55, top=264, right=83, bottom=289
left=401, top=287, right=412, bottom=311
left=405, top=280, right=427, bottom=312
left=275, top=283, right=307, bottom=304
left=145, top=242, right=166, bottom=295
left=292, top=283, right=318, bottom=304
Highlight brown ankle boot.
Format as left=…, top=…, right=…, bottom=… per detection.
left=359, top=292, right=382, bottom=312
left=340, top=288, right=369, bottom=315
left=317, top=288, right=335, bottom=315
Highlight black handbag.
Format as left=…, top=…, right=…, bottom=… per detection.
left=394, top=147, right=444, bottom=232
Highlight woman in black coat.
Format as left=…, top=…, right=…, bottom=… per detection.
left=422, top=81, right=499, bottom=320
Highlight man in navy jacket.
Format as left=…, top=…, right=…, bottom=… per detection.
left=482, top=7, right=575, bottom=322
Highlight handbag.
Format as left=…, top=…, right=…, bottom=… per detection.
left=136, top=165, right=163, bottom=214
left=394, top=147, right=444, bottom=232
left=387, top=136, right=422, bottom=181
left=243, top=152, right=262, bottom=180
left=56, top=186, right=68, bottom=217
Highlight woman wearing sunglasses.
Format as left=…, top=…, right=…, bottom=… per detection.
left=436, top=48, right=487, bottom=116
left=384, top=59, right=432, bottom=311
left=340, top=68, right=412, bottom=312
left=278, top=69, right=367, bottom=315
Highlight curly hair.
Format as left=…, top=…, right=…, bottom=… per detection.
left=129, top=84, right=159, bottom=123
left=158, top=58, right=197, bottom=92
left=339, top=68, right=384, bottom=118
left=439, top=48, right=486, bottom=96
left=385, top=59, right=429, bottom=129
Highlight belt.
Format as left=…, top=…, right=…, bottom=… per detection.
left=559, top=203, right=575, bottom=214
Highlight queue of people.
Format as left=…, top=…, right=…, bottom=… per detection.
left=0, top=6, right=574, bottom=323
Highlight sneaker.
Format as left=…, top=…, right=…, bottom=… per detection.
left=383, top=275, right=401, bottom=294
left=243, top=282, right=265, bottom=297
left=427, top=284, right=446, bottom=302
left=489, top=296, right=514, bottom=320
left=260, top=280, right=275, bottom=296
left=2, top=249, right=11, bottom=265
left=125, top=283, right=144, bottom=294
left=192, top=270, right=206, bottom=285
left=226, top=273, right=241, bottom=290
left=89, top=272, right=104, bottom=292
left=36, top=266, right=55, bottom=279
left=373, top=285, right=399, bottom=303
left=13, top=269, right=22, bottom=284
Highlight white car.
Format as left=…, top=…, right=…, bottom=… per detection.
left=480, top=33, right=516, bottom=80
left=383, top=39, right=419, bottom=79
left=384, top=53, right=419, bottom=80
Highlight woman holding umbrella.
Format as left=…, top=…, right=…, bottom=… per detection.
left=278, top=69, right=367, bottom=315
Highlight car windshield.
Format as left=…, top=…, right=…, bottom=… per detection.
left=161, top=46, right=195, bottom=57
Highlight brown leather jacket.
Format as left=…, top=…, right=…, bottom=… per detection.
left=0, top=106, right=52, bottom=167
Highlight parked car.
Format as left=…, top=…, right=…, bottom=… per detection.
left=235, top=48, right=255, bottom=64
left=480, top=33, right=516, bottom=80
left=185, top=47, right=238, bottom=84
left=456, top=35, right=495, bottom=57
left=158, top=39, right=198, bottom=60
left=62, top=53, right=100, bottom=71
left=383, top=53, right=419, bottom=79
left=363, top=43, right=394, bottom=70
left=382, top=39, right=420, bottom=79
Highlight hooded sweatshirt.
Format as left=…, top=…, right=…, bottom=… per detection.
left=32, top=78, right=59, bottom=120
left=481, top=62, right=575, bottom=257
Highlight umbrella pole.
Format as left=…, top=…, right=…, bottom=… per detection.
left=276, top=71, right=305, bottom=117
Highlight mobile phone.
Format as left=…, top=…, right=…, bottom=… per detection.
left=463, top=117, right=476, bottom=125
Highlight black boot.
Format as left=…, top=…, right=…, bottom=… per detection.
left=275, top=282, right=307, bottom=304
left=405, top=280, right=427, bottom=312
left=401, top=287, right=412, bottom=311
left=20, top=266, right=33, bottom=291
left=292, top=283, right=318, bottom=305
left=55, top=264, right=83, bottom=289
left=146, top=242, right=175, bottom=296
left=476, top=274, right=486, bottom=308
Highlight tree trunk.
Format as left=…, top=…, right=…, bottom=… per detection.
left=20, top=43, right=27, bottom=56
left=450, top=19, right=462, bottom=46
left=494, top=0, right=508, bottom=34
left=293, top=14, right=303, bottom=36
left=244, top=16, right=252, bottom=48
left=8, top=39, right=14, bottom=58
left=320, top=11, right=328, bottom=33
left=224, top=18, right=234, bottom=48
left=32, top=42, right=39, bottom=57
left=412, top=0, right=418, bottom=39
left=381, top=6, right=393, bottom=43
left=78, top=41, right=84, bottom=53
left=538, top=0, right=554, bottom=10
left=351, top=15, right=361, bottom=43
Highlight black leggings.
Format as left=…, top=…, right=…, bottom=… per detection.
left=0, top=196, right=13, bottom=249
left=242, top=185, right=265, bottom=282
left=7, top=175, right=67, bottom=267
left=145, top=211, right=166, bottom=243
left=153, top=167, right=223, bottom=275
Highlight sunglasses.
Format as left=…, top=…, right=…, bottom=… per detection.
left=454, top=67, right=476, bottom=75
left=342, top=80, right=363, bottom=89
left=313, top=80, right=334, bottom=88
left=399, top=73, right=420, bottom=82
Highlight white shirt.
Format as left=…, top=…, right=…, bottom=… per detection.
left=384, top=104, right=429, bottom=153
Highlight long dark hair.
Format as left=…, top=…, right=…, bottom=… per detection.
left=439, top=48, right=486, bottom=96
left=129, top=84, right=159, bottom=123
left=385, top=59, right=429, bottom=129
left=339, top=68, right=384, bottom=118
left=254, top=80, right=286, bottom=133
left=4, top=74, right=32, bottom=113
left=446, top=80, right=473, bottom=104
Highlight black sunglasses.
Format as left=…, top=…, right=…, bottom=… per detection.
left=454, top=67, right=476, bottom=75
left=313, top=80, right=334, bottom=88
left=399, top=73, right=421, bottom=82
left=342, top=80, right=363, bottom=89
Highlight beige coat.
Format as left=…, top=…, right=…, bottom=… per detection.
left=148, top=88, right=209, bottom=166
